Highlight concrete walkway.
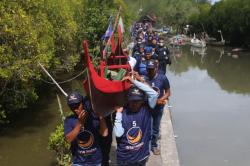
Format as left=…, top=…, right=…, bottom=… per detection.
left=110, top=108, right=180, bottom=166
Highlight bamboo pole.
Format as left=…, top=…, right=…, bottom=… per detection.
left=56, top=94, right=65, bottom=121
left=38, top=62, right=68, bottom=97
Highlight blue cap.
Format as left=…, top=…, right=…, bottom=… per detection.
left=144, top=46, right=152, bottom=54
left=67, top=92, right=83, bottom=110
left=128, top=87, right=145, bottom=101
left=146, top=60, right=157, bottom=69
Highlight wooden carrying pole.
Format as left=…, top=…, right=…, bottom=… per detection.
left=38, top=62, right=68, bottom=97
left=56, top=94, right=65, bottom=121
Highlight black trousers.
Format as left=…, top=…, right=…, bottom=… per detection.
left=100, top=114, right=114, bottom=166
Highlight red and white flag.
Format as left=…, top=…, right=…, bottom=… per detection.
left=118, top=16, right=124, bottom=44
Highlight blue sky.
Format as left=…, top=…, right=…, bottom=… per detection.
left=211, top=0, right=221, bottom=4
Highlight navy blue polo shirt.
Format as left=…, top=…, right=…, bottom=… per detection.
left=64, top=111, right=102, bottom=165
left=156, top=46, right=170, bottom=61
left=116, top=105, right=151, bottom=162
left=83, top=96, right=92, bottom=113
left=145, top=73, right=170, bottom=109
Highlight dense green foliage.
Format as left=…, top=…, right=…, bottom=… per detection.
left=0, top=0, right=132, bottom=124
left=48, top=123, right=71, bottom=166
left=0, top=1, right=54, bottom=122
left=126, top=0, right=249, bottom=46
left=189, top=0, right=250, bottom=46
left=127, top=0, right=200, bottom=30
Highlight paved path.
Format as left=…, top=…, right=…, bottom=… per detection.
left=109, top=108, right=180, bottom=166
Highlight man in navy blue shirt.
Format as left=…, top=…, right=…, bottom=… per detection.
left=145, top=60, right=171, bottom=155
left=132, top=44, right=145, bottom=59
left=137, top=46, right=157, bottom=76
left=82, top=95, right=113, bottom=166
left=64, top=92, right=108, bottom=166
left=114, top=75, right=158, bottom=166
left=156, top=38, right=171, bottom=75
left=132, top=37, right=144, bottom=55
left=133, top=44, right=145, bottom=72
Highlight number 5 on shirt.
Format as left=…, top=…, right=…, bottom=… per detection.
left=133, top=121, right=137, bottom=127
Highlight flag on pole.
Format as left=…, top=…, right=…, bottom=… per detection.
left=118, top=16, right=124, bottom=33
left=118, top=16, right=124, bottom=44
left=101, top=20, right=113, bottom=41
left=102, top=32, right=116, bottom=56
left=102, top=17, right=115, bottom=57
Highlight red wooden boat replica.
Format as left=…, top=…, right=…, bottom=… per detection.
left=82, top=40, right=131, bottom=116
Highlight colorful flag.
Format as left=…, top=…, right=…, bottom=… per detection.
left=118, top=16, right=124, bottom=44
left=101, top=20, right=113, bottom=41
left=118, top=16, right=125, bottom=33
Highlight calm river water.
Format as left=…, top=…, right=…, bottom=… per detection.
left=0, top=45, right=249, bottom=166
left=169, top=45, right=250, bottom=166
left=0, top=77, right=85, bottom=166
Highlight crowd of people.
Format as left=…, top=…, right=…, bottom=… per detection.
left=131, top=22, right=171, bottom=75
left=64, top=21, right=172, bottom=166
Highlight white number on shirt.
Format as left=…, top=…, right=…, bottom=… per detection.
left=132, top=121, right=137, bottom=127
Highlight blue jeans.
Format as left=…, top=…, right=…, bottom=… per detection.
left=72, top=163, right=101, bottom=166
left=151, top=107, right=164, bottom=148
left=117, top=158, right=148, bottom=166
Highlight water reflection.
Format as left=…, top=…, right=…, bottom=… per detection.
left=171, top=46, right=183, bottom=58
left=190, top=46, right=207, bottom=64
left=169, top=45, right=250, bottom=94
left=168, top=46, right=250, bottom=166
left=215, top=48, right=224, bottom=64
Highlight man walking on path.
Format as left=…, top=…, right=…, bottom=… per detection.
left=145, top=60, right=171, bottom=155
left=156, top=38, right=171, bottom=75
left=114, top=74, right=158, bottom=166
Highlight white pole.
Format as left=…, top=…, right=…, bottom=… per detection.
left=38, top=62, right=68, bottom=97
left=56, top=94, right=65, bottom=121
